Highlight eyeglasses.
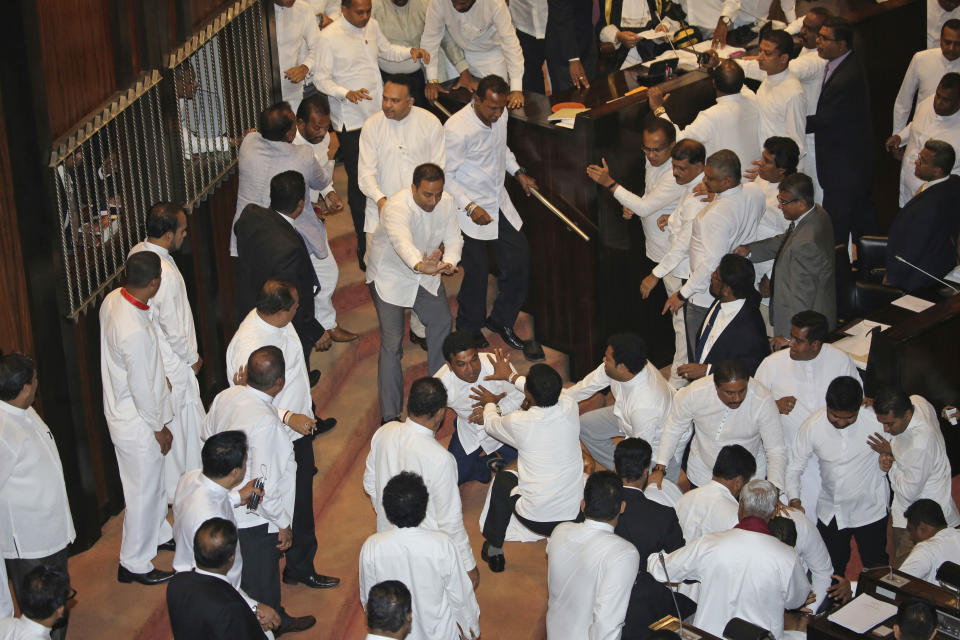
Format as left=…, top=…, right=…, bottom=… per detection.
left=777, top=196, right=799, bottom=206
left=815, top=34, right=837, bottom=41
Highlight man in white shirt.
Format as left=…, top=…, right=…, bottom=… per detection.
left=650, top=358, right=785, bottom=491
left=868, top=388, right=960, bottom=565
left=365, top=164, right=463, bottom=422
left=895, top=20, right=960, bottom=134
left=444, top=75, right=538, bottom=351
left=203, top=346, right=314, bottom=635
left=563, top=332, right=674, bottom=474
left=663, top=150, right=765, bottom=355
left=0, top=566, right=72, bottom=640
left=771, top=508, right=837, bottom=614
left=434, top=331, right=523, bottom=485
left=786, top=375, right=891, bottom=576
left=274, top=0, right=321, bottom=113
left=886, top=73, right=960, bottom=206
left=363, top=377, right=479, bottom=584
left=648, top=62, right=760, bottom=169
left=359, top=472, right=480, bottom=640
left=930, top=0, right=960, bottom=48
left=0, top=354, right=75, bottom=640
left=641, top=140, right=709, bottom=388
left=475, top=360, right=584, bottom=571
left=421, top=0, right=525, bottom=109
left=546, top=471, right=640, bottom=640
left=754, top=311, right=859, bottom=510
left=364, top=580, right=413, bottom=640
left=675, top=444, right=756, bottom=542
left=678, top=0, right=741, bottom=45
left=900, top=499, right=960, bottom=581
left=314, top=0, right=428, bottom=268
left=129, top=203, right=204, bottom=502
left=100, top=252, right=175, bottom=586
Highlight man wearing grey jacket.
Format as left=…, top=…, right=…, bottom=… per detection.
left=736, top=173, right=836, bottom=343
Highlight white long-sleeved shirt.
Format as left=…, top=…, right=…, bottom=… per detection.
left=666, top=90, right=760, bottom=169
left=99, top=288, right=173, bottom=438
left=741, top=0, right=795, bottom=22
left=128, top=241, right=199, bottom=368
left=0, top=616, right=52, bottom=640
left=929, top=0, right=960, bottom=48
left=695, top=298, right=746, bottom=364
left=230, top=133, right=331, bottom=255
left=373, top=0, right=468, bottom=77
left=645, top=477, right=684, bottom=509
left=292, top=129, right=336, bottom=203
left=363, top=419, right=476, bottom=570
left=753, top=177, right=791, bottom=245
left=676, top=480, right=739, bottom=542
left=741, top=47, right=826, bottom=121
left=612, top=159, right=687, bottom=262
left=900, top=527, right=960, bottom=582
left=546, top=519, right=640, bottom=640
left=227, top=309, right=313, bottom=442
left=894, top=48, right=960, bottom=134
left=421, top=0, right=525, bottom=92
left=564, top=361, right=675, bottom=452
left=679, top=0, right=741, bottom=30
left=886, top=395, right=960, bottom=528
left=433, top=352, right=525, bottom=455
left=781, top=507, right=833, bottom=612
left=599, top=0, right=652, bottom=44
left=786, top=407, right=890, bottom=529
left=0, top=402, right=75, bottom=560
left=365, top=188, right=464, bottom=307
left=679, top=183, right=765, bottom=308
left=656, top=375, right=786, bottom=489
left=443, top=102, right=522, bottom=240
left=482, top=379, right=584, bottom=523
left=275, top=0, right=321, bottom=105
left=314, top=17, right=412, bottom=132
left=172, top=469, right=244, bottom=588
left=202, top=386, right=296, bottom=532
left=752, top=69, right=807, bottom=160
left=648, top=527, right=810, bottom=639
left=357, top=107, right=445, bottom=232
left=652, top=176, right=708, bottom=280
left=895, top=94, right=960, bottom=206
left=359, top=527, right=480, bottom=640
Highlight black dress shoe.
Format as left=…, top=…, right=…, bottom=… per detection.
left=309, top=369, right=321, bottom=388
left=157, top=538, right=176, bottom=552
left=481, top=541, right=505, bottom=573
left=522, top=339, right=546, bottom=363
left=117, top=565, right=175, bottom=585
left=484, top=455, right=507, bottom=474
left=275, top=615, right=317, bottom=636
left=472, top=331, right=489, bottom=349
left=283, top=571, right=341, bottom=588
left=314, top=416, right=337, bottom=434
left=409, top=328, right=428, bottom=351
left=484, top=319, right=524, bottom=350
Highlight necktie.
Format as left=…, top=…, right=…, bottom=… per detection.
left=821, top=62, right=831, bottom=88
left=694, top=302, right=722, bottom=363
left=769, top=221, right=795, bottom=308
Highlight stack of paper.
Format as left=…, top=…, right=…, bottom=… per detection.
left=690, top=40, right=746, bottom=57
left=832, top=334, right=872, bottom=366
left=547, top=107, right=589, bottom=129
left=636, top=28, right=677, bottom=40
left=827, top=594, right=898, bottom=634
left=891, top=295, right=936, bottom=312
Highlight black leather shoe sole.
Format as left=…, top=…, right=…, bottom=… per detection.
left=484, top=319, right=524, bottom=350
left=481, top=542, right=505, bottom=573
left=309, top=369, right=321, bottom=388
left=283, top=572, right=341, bottom=588
left=409, top=328, right=428, bottom=351
left=157, top=539, right=176, bottom=552
left=117, top=566, right=175, bottom=585
left=314, top=417, right=337, bottom=435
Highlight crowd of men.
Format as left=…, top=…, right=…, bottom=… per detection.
left=3, top=0, right=960, bottom=638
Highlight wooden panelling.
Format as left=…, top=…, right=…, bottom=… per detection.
left=36, top=0, right=118, bottom=140
left=192, top=0, right=236, bottom=29
left=0, top=88, right=34, bottom=356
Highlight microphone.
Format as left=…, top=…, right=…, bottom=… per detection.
left=894, top=255, right=960, bottom=294
left=861, top=564, right=895, bottom=580
left=659, top=551, right=686, bottom=637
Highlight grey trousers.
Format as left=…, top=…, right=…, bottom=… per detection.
left=371, top=282, right=452, bottom=420
left=6, top=547, right=70, bottom=640
left=684, top=302, right=710, bottom=361
left=579, top=405, right=680, bottom=482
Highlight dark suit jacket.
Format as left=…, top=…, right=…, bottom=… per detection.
left=748, top=204, right=836, bottom=337
left=615, top=487, right=693, bottom=640
left=544, top=0, right=598, bottom=90
left=593, top=0, right=683, bottom=68
left=166, top=571, right=267, bottom=640
left=886, top=175, right=960, bottom=292
left=234, top=203, right=325, bottom=357
left=696, top=296, right=770, bottom=375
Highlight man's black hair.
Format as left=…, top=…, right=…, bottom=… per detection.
left=791, top=310, right=829, bottom=344
left=201, top=431, right=247, bottom=479
left=583, top=470, right=624, bottom=521
left=712, top=444, right=757, bottom=482
left=382, top=471, right=429, bottom=528
left=606, top=332, right=648, bottom=374
left=255, top=279, right=297, bottom=315
left=269, top=170, right=306, bottom=215
left=0, top=352, right=35, bottom=402
left=246, top=346, right=285, bottom=391
left=193, top=517, right=238, bottom=570
left=525, top=364, right=562, bottom=408
left=19, top=565, right=71, bottom=621
left=825, top=376, right=863, bottom=412
left=614, top=438, right=653, bottom=482
left=146, top=202, right=184, bottom=238
left=442, top=330, right=478, bottom=362
left=125, top=251, right=161, bottom=287
left=367, top=580, right=412, bottom=633
left=407, top=377, right=448, bottom=418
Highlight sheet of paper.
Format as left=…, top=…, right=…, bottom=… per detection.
left=636, top=28, right=676, bottom=40
left=891, top=295, right=936, bottom=313
left=690, top=41, right=746, bottom=57
left=547, top=107, right=589, bottom=121
left=844, top=319, right=891, bottom=337
left=552, top=119, right=575, bottom=129
left=828, top=594, right=898, bottom=634
left=832, top=334, right=872, bottom=365
left=944, top=265, right=960, bottom=284
left=647, top=49, right=699, bottom=66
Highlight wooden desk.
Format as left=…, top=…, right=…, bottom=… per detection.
left=649, top=614, right=724, bottom=640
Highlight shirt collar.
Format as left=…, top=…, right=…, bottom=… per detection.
left=735, top=516, right=771, bottom=535
left=253, top=311, right=287, bottom=336
left=144, top=240, right=171, bottom=258
left=245, top=386, right=275, bottom=405
left=826, top=50, right=852, bottom=73
left=921, top=175, right=950, bottom=190
left=200, top=473, right=232, bottom=497
left=716, top=184, right=743, bottom=200
left=195, top=568, right=233, bottom=584
left=468, top=104, right=493, bottom=129
left=404, top=417, right=435, bottom=436
left=120, top=287, right=150, bottom=310
left=583, top=518, right=616, bottom=533
left=275, top=210, right=298, bottom=228
left=765, top=68, right=789, bottom=84
left=341, top=17, right=367, bottom=36
left=17, top=617, right=52, bottom=636
left=719, top=298, right=745, bottom=313
left=793, top=206, right=814, bottom=226
left=0, top=400, right=28, bottom=417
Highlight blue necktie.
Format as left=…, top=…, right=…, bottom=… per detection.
left=695, top=302, right=722, bottom=363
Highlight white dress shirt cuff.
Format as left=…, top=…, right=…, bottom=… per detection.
left=599, top=24, right=620, bottom=45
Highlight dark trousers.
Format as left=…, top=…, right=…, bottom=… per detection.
left=380, top=69, right=427, bottom=108
left=284, top=435, right=318, bottom=579
left=447, top=428, right=518, bottom=485
left=481, top=471, right=573, bottom=547
left=817, top=515, right=888, bottom=576
left=6, top=547, right=70, bottom=640
left=336, top=127, right=366, bottom=268
left=456, top=214, right=530, bottom=333
left=238, top=524, right=287, bottom=623
left=821, top=181, right=877, bottom=244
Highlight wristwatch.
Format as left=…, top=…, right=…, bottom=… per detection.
left=514, top=166, right=527, bottom=176
left=654, top=106, right=666, bottom=117
left=652, top=464, right=667, bottom=474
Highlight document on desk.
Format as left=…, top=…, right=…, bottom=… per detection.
left=828, top=594, right=898, bottom=634
left=636, top=28, right=677, bottom=40
left=832, top=334, right=872, bottom=366
left=843, top=319, right=891, bottom=337
left=690, top=41, right=746, bottom=57
left=891, top=295, right=936, bottom=313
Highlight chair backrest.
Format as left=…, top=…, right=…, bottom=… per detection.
left=857, top=235, right=889, bottom=284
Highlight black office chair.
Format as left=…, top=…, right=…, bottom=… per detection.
left=723, top=618, right=774, bottom=640
left=836, top=243, right=906, bottom=319
left=857, top=235, right=889, bottom=284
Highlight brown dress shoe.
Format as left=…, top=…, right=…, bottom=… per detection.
left=329, top=325, right=358, bottom=342
left=276, top=615, right=317, bottom=636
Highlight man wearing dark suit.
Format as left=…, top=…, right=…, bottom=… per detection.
left=167, top=518, right=278, bottom=640
left=886, top=141, right=960, bottom=291
left=805, top=17, right=876, bottom=244
left=613, top=438, right=695, bottom=640
left=234, top=170, right=328, bottom=360
left=739, top=173, right=836, bottom=342
left=514, top=0, right=598, bottom=93
left=596, top=0, right=686, bottom=68
left=677, top=253, right=770, bottom=383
